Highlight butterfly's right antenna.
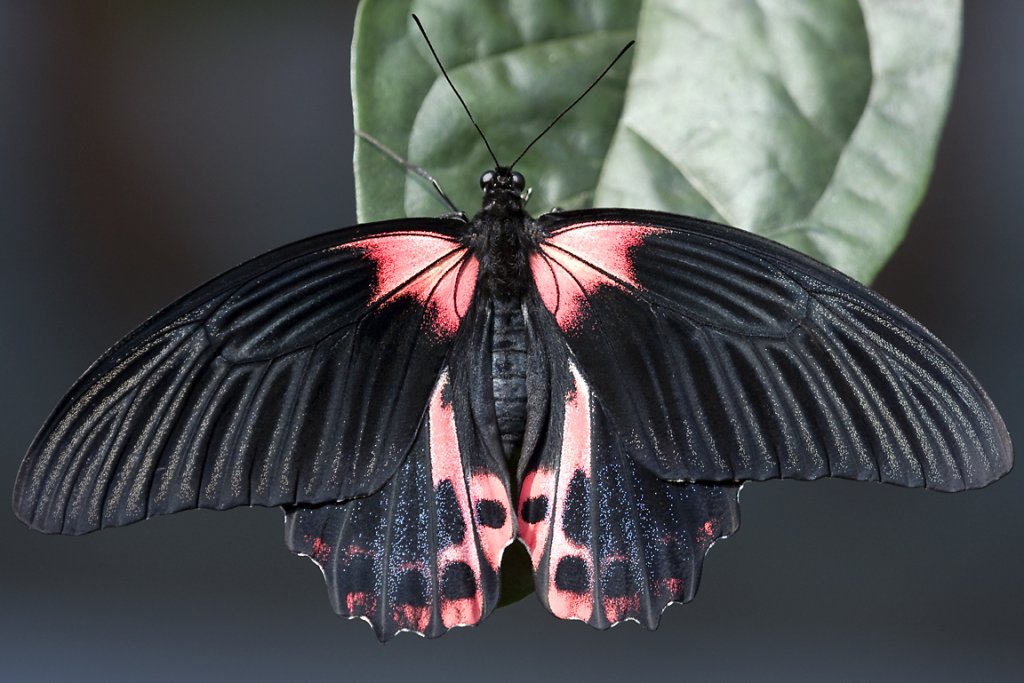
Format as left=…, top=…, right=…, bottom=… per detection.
left=510, top=40, right=634, bottom=170
left=412, top=14, right=501, bottom=168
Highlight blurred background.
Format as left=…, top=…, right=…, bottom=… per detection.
left=1, top=2, right=1020, bottom=680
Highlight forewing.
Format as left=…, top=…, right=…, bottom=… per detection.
left=284, top=365, right=514, bottom=640
left=14, top=218, right=480, bottom=534
left=530, top=209, right=1011, bottom=491
left=517, top=320, right=740, bottom=628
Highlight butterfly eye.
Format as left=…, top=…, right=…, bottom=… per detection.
left=479, top=170, right=495, bottom=189
left=510, top=171, right=525, bottom=191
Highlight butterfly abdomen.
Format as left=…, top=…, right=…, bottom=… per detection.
left=490, top=296, right=528, bottom=460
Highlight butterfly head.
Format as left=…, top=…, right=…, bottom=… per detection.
left=479, top=167, right=528, bottom=213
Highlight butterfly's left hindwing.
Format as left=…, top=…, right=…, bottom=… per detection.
left=285, top=359, right=514, bottom=640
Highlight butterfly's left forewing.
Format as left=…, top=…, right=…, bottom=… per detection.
left=13, top=218, right=477, bottom=535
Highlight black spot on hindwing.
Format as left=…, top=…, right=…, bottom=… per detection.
left=602, top=559, right=633, bottom=598
left=475, top=499, right=507, bottom=528
left=562, top=470, right=590, bottom=545
left=554, top=555, right=591, bottom=594
left=441, top=561, right=478, bottom=600
left=396, top=570, right=429, bottom=607
left=520, top=495, right=549, bottom=523
left=343, top=553, right=376, bottom=594
left=435, top=479, right=466, bottom=547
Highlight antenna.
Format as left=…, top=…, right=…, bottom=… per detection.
left=355, top=130, right=462, bottom=215
left=412, top=14, right=501, bottom=168
left=510, top=40, right=634, bottom=170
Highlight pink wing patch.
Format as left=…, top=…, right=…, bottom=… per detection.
left=518, top=362, right=595, bottom=621
left=340, top=232, right=479, bottom=336
left=428, top=370, right=514, bottom=629
left=531, top=222, right=664, bottom=331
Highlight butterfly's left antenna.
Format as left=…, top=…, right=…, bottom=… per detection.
left=355, top=130, right=463, bottom=216
left=412, top=14, right=501, bottom=168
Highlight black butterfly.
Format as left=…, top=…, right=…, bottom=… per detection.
left=12, top=18, right=1012, bottom=640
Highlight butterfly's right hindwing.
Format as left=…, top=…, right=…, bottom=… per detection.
left=13, top=218, right=474, bottom=535
left=517, top=305, right=741, bottom=629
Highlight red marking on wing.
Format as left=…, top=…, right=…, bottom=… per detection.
left=531, top=222, right=664, bottom=331
left=598, top=552, right=641, bottom=623
left=345, top=592, right=377, bottom=615
left=602, top=595, right=641, bottom=624
left=428, top=371, right=512, bottom=629
left=310, top=537, right=331, bottom=562
left=340, top=232, right=479, bottom=336
left=518, top=362, right=595, bottom=621
left=393, top=604, right=431, bottom=633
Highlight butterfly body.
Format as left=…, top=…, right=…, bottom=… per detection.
left=13, top=159, right=1012, bottom=639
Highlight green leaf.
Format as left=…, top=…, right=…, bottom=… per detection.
left=351, top=0, right=961, bottom=604
left=353, top=0, right=644, bottom=221
left=354, top=0, right=960, bottom=282
left=597, top=0, right=961, bottom=282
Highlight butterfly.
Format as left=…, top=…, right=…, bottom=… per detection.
left=12, top=16, right=1012, bottom=641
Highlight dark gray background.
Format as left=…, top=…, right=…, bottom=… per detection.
left=2, top=2, right=1021, bottom=681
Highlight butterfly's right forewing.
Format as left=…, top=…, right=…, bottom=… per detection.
left=13, top=218, right=473, bottom=535
left=533, top=209, right=1012, bottom=492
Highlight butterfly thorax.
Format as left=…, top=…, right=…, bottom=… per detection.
left=468, top=167, right=541, bottom=300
